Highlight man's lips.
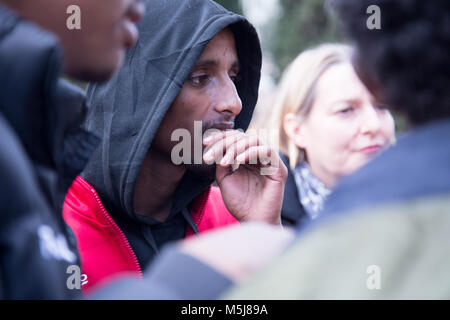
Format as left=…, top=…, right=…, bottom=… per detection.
left=205, top=121, right=235, bottom=131
left=359, top=145, right=382, bottom=155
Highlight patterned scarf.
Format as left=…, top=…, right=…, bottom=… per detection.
left=293, top=161, right=331, bottom=220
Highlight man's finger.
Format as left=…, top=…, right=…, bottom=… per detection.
left=220, top=135, right=261, bottom=167
left=203, top=131, right=246, bottom=164
left=235, top=146, right=274, bottom=166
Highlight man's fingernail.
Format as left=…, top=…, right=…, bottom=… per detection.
left=203, top=136, right=213, bottom=144
left=204, top=150, right=214, bottom=161
left=220, top=156, right=228, bottom=165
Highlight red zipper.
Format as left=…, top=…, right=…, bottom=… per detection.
left=88, top=185, right=143, bottom=278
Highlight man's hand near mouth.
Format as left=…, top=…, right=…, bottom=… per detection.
left=203, top=130, right=288, bottom=226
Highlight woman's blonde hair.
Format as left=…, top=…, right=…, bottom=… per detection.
left=267, top=43, right=353, bottom=169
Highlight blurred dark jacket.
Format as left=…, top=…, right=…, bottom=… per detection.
left=0, top=4, right=98, bottom=299
left=280, top=153, right=309, bottom=227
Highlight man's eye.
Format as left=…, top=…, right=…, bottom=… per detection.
left=229, top=73, right=239, bottom=83
left=189, top=75, right=209, bottom=86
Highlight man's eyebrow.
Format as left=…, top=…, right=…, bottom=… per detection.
left=231, top=60, right=240, bottom=69
left=193, top=59, right=240, bottom=69
left=193, top=59, right=216, bottom=68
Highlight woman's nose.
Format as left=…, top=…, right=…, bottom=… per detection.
left=360, top=105, right=382, bottom=134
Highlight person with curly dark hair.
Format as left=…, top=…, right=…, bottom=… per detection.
left=334, top=0, right=450, bottom=126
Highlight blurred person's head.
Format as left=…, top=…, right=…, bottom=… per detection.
left=332, top=0, right=450, bottom=126
left=1, top=0, right=144, bottom=81
left=270, top=44, right=395, bottom=188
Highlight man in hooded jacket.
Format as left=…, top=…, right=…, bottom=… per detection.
left=63, top=0, right=288, bottom=293
left=137, top=0, right=450, bottom=300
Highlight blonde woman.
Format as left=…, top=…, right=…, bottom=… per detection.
left=265, top=44, right=395, bottom=226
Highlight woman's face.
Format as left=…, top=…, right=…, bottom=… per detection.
left=286, top=62, right=395, bottom=188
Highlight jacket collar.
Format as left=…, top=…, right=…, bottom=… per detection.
left=280, top=153, right=308, bottom=226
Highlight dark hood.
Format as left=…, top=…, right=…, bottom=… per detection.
left=82, top=0, right=262, bottom=221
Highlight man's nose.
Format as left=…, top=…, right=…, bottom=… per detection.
left=214, top=77, right=243, bottom=117
left=360, top=105, right=382, bottom=134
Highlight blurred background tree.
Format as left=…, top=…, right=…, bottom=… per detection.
left=214, top=0, right=243, bottom=15
left=215, top=0, right=342, bottom=76
left=271, top=0, right=341, bottom=72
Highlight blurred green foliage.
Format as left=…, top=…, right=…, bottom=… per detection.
left=214, top=0, right=243, bottom=15
left=272, top=0, right=341, bottom=72
left=209, top=1, right=342, bottom=74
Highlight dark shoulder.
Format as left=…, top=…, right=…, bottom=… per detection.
left=0, top=115, right=48, bottom=217
left=279, top=153, right=308, bottom=227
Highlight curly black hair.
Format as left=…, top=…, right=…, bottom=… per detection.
left=331, top=0, right=450, bottom=125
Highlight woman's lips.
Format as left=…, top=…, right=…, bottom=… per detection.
left=359, top=145, right=382, bottom=155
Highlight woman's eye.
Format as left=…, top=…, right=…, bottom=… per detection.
left=375, top=104, right=389, bottom=111
left=338, top=106, right=354, bottom=114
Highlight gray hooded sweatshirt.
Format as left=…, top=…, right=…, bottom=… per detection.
left=81, top=0, right=262, bottom=268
